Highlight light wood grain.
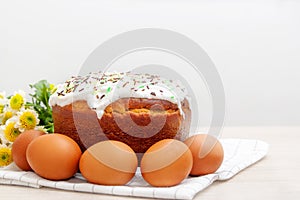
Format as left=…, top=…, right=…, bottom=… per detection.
left=1, top=127, right=300, bottom=200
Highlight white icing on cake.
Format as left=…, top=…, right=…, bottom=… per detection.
left=49, top=72, right=189, bottom=119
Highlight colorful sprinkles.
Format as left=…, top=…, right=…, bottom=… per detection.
left=53, top=71, right=188, bottom=106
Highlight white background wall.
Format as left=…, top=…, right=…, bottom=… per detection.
left=1, top=0, right=299, bottom=126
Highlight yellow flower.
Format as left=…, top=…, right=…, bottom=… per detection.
left=0, top=146, right=13, bottom=167
left=2, top=111, right=13, bottom=125
left=49, top=84, right=57, bottom=94
left=0, top=105, right=4, bottom=114
left=0, top=91, right=5, bottom=99
left=0, top=93, right=8, bottom=114
left=10, top=93, right=25, bottom=110
left=3, top=122, right=21, bottom=142
left=18, top=110, right=39, bottom=131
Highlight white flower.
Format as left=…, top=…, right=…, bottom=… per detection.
left=0, top=91, right=6, bottom=99
left=0, top=129, right=6, bottom=145
left=16, top=109, right=39, bottom=132
left=0, top=95, right=8, bottom=115
left=0, top=137, right=12, bottom=148
left=5, top=116, right=19, bottom=126
left=35, top=126, right=47, bottom=133
left=0, top=108, right=17, bottom=126
left=2, top=117, right=21, bottom=142
left=9, top=90, right=26, bottom=111
left=0, top=126, right=13, bottom=147
left=14, top=90, right=26, bottom=97
left=0, top=98, right=8, bottom=106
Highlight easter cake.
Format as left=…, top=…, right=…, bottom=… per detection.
left=49, top=72, right=191, bottom=153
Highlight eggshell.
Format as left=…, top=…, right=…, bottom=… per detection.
left=141, top=139, right=193, bottom=187
left=12, top=130, right=45, bottom=171
left=184, top=134, right=224, bottom=176
left=26, top=134, right=82, bottom=180
left=79, top=140, right=138, bottom=185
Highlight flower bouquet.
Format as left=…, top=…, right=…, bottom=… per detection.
left=0, top=80, right=56, bottom=167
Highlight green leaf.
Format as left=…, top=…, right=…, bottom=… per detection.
left=28, top=80, right=56, bottom=133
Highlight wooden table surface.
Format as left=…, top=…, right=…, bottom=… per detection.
left=1, top=127, right=300, bottom=200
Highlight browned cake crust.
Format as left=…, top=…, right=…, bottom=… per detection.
left=52, top=98, right=191, bottom=153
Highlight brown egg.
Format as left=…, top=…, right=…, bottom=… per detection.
left=12, top=130, right=45, bottom=171
left=26, top=134, right=82, bottom=180
left=184, top=134, right=224, bottom=176
left=79, top=140, right=138, bottom=185
left=141, top=139, right=193, bottom=187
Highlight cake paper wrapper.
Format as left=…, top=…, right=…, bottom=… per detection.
left=0, top=138, right=269, bottom=200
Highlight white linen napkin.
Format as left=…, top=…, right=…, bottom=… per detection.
left=0, top=139, right=268, bottom=200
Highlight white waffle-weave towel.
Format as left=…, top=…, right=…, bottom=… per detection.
left=0, top=138, right=268, bottom=200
